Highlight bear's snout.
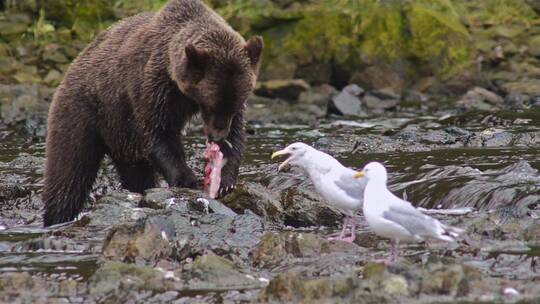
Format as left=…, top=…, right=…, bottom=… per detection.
left=204, top=116, right=233, bottom=142
left=204, top=124, right=229, bottom=142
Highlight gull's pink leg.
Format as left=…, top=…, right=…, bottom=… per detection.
left=341, top=217, right=356, bottom=243
left=391, top=240, right=399, bottom=262
left=328, top=216, right=349, bottom=241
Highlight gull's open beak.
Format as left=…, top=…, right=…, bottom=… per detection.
left=353, top=171, right=364, bottom=179
left=271, top=150, right=286, bottom=160
left=271, top=150, right=291, bottom=171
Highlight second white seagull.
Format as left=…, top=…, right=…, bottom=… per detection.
left=354, top=161, right=463, bottom=262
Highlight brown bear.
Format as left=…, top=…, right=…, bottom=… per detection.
left=42, top=0, right=263, bottom=226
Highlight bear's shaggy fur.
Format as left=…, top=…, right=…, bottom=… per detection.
left=42, top=0, right=263, bottom=226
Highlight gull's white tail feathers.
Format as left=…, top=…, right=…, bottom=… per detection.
left=436, top=222, right=464, bottom=242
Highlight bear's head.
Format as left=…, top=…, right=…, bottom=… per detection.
left=174, top=36, right=263, bottom=143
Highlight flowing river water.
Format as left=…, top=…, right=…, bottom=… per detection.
left=0, top=106, right=539, bottom=302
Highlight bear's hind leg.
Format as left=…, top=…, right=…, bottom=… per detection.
left=115, top=161, right=156, bottom=193
left=42, top=131, right=105, bottom=227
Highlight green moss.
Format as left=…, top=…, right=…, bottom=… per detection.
left=456, top=0, right=537, bottom=27
left=357, top=1, right=406, bottom=62
left=407, top=2, right=473, bottom=78
left=283, top=11, right=357, bottom=65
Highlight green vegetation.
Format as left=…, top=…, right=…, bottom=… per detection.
left=0, top=0, right=538, bottom=88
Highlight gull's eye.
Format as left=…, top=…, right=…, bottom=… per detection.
left=291, top=147, right=297, bottom=150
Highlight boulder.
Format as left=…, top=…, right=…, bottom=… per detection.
left=328, top=84, right=365, bottom=116
left=350, top=65, right=405, bottom=95
left=501, top=79, right=540, bottom=97
left=222, top=182, right=284, bottom=222
left=456, top=87, right=504, bottom=110
left=43, top=69, right=63, bottom=86
left=298, top=84, right=337, bottom=107
left=42, top=44, right=69, bottom=64
left=255, top=79, right=310, bottom=102
left=188, top=254, right=264, bottom=290
left=251, top=232, right=356, bottom=267
left=362, top=94, right=399, bottom=111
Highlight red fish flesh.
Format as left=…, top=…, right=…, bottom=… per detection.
left=203, top=142, right=225, bottom=198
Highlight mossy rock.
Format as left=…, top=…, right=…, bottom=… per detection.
left=406, top=1, right=473, bottom=78
left=89, top=262, right=174, bottom=297
left=261, top=271, right=359, bottom=302
left=41, top=0, right=115, bottom=25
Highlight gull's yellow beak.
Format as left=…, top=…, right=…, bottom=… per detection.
left=271, top=149, right=292, bottom=171
left=353, top=171, right=364, bottom=179
left=271, top=150, right=287, bottom=159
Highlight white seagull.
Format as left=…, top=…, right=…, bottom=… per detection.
left=354, top=162, right=463, bottom=262
left=272, top=142, right=366, bottom=243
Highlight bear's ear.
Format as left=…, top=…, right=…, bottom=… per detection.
left=245, top=36, right=263, bottom=67
left=185, top=44, right=208, bottom=71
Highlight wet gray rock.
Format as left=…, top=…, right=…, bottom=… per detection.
left=280, top=186, right=342, bottom=228
left=466, top=128, right=540, bottom=148
left=141, top=188, right=176, bottom=210
left=222, top=182, right=284, bottom=222
left=396, top=125, right=461, bottom=145
left=0, top=183, right=30, bottom=202
left=523, top=223, right=540, bottom=245
left=329, top=84, right=365, bottom=117
left=7, top=153, right=45, bottom=170
left=298, top=84, right=336, bottom=107
left=260, top=270, right=360, bottom=303
left=192, top=197, right=238, bottom=217
left=403, top=90, right=429, bottom=103
left=456, top=87, right=504, bottom=111
left=349, top=65, right=405, bottom=95
left=80, top=192, right=152, bottom=228
left=371, top=88, right=401, bottom=101
left=246, top=96, right=323, bottom=125
left=0, top=272, right=86, bottom=303
left=481, top=129, right=513, bottom=147
left=91, top=188, right=264, bottom=263
left=501, top=79, right=540, bottom=97
left=251, top=232, right=358, bottom=268
left=186, top=254, right=264, bottom=290
left=102, top=217, right=173, bottom=264
left=0, top=84, right=52, bottom=126
left=260, top=257, right=505, bottom=303
left=504, top=92, right=531, bottom=109
left=89, top=262, right=176, bottom=301
left=267, top=172, right=342, bottom=227
left=255, top=79, right=310, bottom=102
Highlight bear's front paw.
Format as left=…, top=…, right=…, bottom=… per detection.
left=217, top=174, right=237, bottom=198
left=173, top=169, right=198, bottom=189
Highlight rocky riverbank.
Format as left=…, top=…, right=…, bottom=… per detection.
left=1, top=0, right=540, bottom=303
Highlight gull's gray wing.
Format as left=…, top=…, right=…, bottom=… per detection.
left=382, top=200, right=439, bottom=238
left=333, top=169, right=367, bottom=201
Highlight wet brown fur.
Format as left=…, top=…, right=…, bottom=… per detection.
left=42, top=0, right=263, bottom=226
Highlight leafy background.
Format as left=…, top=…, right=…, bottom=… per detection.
left=0, top=0, right=539, bottom=93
